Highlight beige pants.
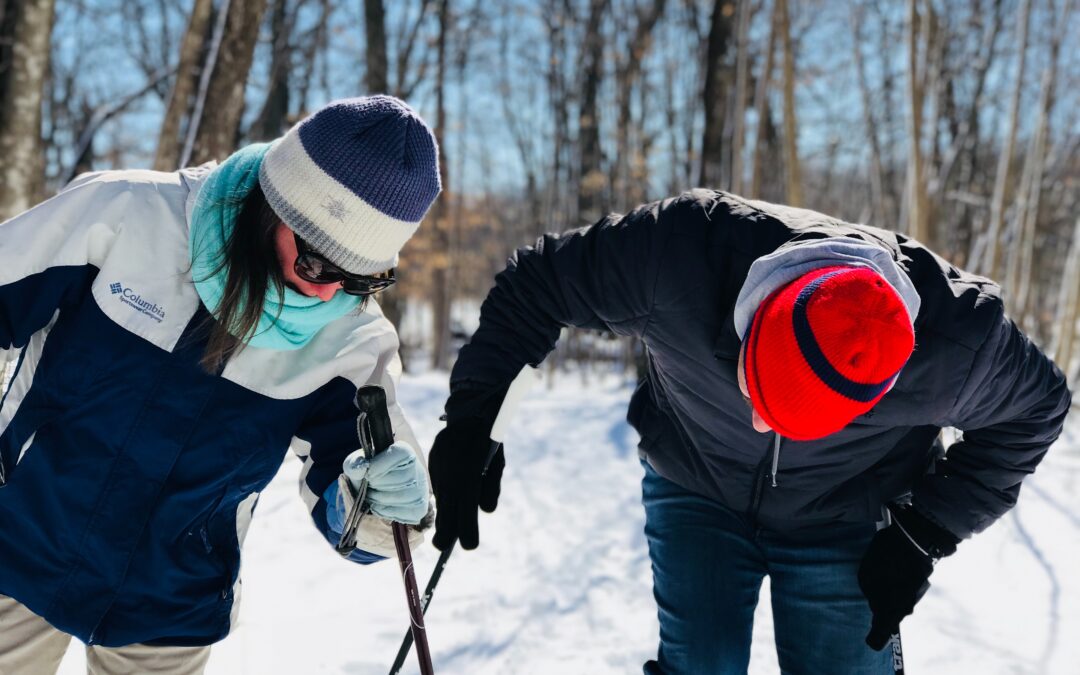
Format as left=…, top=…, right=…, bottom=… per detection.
left=0, top=595, right=211, bottom=675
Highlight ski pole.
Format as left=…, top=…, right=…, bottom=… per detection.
left=388, top=366, right=539, bottom=675
left=350, top=385, right=435, bottom=675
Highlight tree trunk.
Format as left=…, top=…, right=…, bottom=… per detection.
left=364, top=0, right=389, bottom=93
left=189, top=0, right=268, bottom=165
left=981, top=0, right=1030, bottom=279
left=905, top=0, right=929, bottom=242
left=613, top=0, right=666, bottom=205
left=749, top=0, right=778, bottom=200
left=1052, top=216, right=1080, bottom=380
left=851, top=4, right=888, bottom=227
left=778, top=0, right=802, bottom=206
left=250, top=0, right=292, bottom=141
left=153, top=0, right=213, bottom=171
left=361, top=0, right=405, bottom=335
left=430, top=0, right=452, bottom=370
left=1004, top=0, right=1068, bottom=329
left=577, top=0, right=610, bottom=225
left=0, top=0, right=55, bottom=221
left=729, top=0, right=750, bottom=194
left=544, top=0, right=572, bottom=233
left=699, top=0, right=733, bottom=188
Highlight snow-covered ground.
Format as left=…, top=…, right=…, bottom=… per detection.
left=56, top=369, right=1079, bottom=674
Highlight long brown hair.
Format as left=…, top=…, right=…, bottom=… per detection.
left=197, top=183, right=286, bottom=373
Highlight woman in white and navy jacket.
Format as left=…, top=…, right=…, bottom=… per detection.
left=0, top=96, right=439, bottom=674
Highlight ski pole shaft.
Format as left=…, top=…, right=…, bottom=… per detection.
left=393, top=521, right=434, bottom=675
left=389, top=541, right=455, bottom=675
left=389, top=367, right=539, bottom=675
left=351, top=386, right=435, bottom=675
left=389, top=439, right=498, bottom=675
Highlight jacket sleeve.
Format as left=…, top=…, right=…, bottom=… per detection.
left=0, top=176, right=122, bottom=350
left=290, top=327, right=426, bottom=563
left=447, top=200, right=672, bottom=420
left=912, top=302, right=1072, bottom=540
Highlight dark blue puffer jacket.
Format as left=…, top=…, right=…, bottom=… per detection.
left=447, top=190, right=1072, bottom=540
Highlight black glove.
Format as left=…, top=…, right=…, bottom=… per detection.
left=428, top=386, right=510, bottom=551
left=858, top=504, right=960, bottom=650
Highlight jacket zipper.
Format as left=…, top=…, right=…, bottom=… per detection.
left=747, top=432, right=781, bottom=524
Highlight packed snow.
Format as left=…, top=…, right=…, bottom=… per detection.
left=55, top=368, right=1078, bottom=674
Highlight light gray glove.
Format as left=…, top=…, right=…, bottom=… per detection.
left=342, top=442, right=430, bottom=525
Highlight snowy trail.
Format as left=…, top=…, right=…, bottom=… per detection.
left=56, top=371, right=1078, bottom=674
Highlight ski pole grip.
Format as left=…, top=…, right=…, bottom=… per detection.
left=354, top=385, right=395, bottom=457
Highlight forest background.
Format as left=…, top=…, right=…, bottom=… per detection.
left=0, top=0, right=1078, bottom=388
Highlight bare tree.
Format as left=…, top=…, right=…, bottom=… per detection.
left=153, top=0, right=213, bottom=171
left=777, top=0, right=801, bottom=206
left=0, top=0, right=56, bottom=221
left=981, top=0, right=1031, bottom=279
left=543, top=0, right=575, bottom=232
left=851, top=3, right=890, bottom=227
left=699, top=0, right=733, bottom=187
left=905, top=0, right=930, bottom=242
left=611, top=0, right=666, bottom=206
left=188, top=0, right=269, bottom=164
left=364, top=0, right=389, bottom=93
left=1005, top=0, right=1070, bottom=326
left=577, top=0, right=611, bottom=224
left=749, top=0, right=778, bottom=200
left=1052, top=216, right=1080, bottom=383
left=497, top=3, right=543, bottom=238
left=361, top=0, right=409, bottom=333
left=729, top=0, right=750, bottom=194
left=391, top=0, right=434, bottom=100
left=430, top=0, right=452, bottom=370
left=250, top=0, right=295, bottom=141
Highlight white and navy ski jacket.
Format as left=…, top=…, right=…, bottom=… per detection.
left=0, top=165, right=423, bottom=647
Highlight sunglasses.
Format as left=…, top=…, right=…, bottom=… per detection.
left=293, top=232, right=396, bottom=296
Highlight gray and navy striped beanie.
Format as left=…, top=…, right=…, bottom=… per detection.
left=259, top=95, right=441, bottom=275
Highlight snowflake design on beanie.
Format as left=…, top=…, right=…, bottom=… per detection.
left=321, top=196, right=349, bottom=222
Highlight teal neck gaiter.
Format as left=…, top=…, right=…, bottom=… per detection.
left=188, top=143, right=362, bottom=351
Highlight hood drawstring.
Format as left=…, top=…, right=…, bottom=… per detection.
left=770, top=433, right=781, bottom=487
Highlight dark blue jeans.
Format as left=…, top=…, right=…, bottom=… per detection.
left=641, top=460, right=897, bottom=675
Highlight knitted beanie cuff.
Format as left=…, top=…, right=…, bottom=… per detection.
left=259, top=134, right=419, bottom=275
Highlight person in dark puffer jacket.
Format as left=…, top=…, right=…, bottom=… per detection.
left=426, top=190, right=1072, bottom=674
